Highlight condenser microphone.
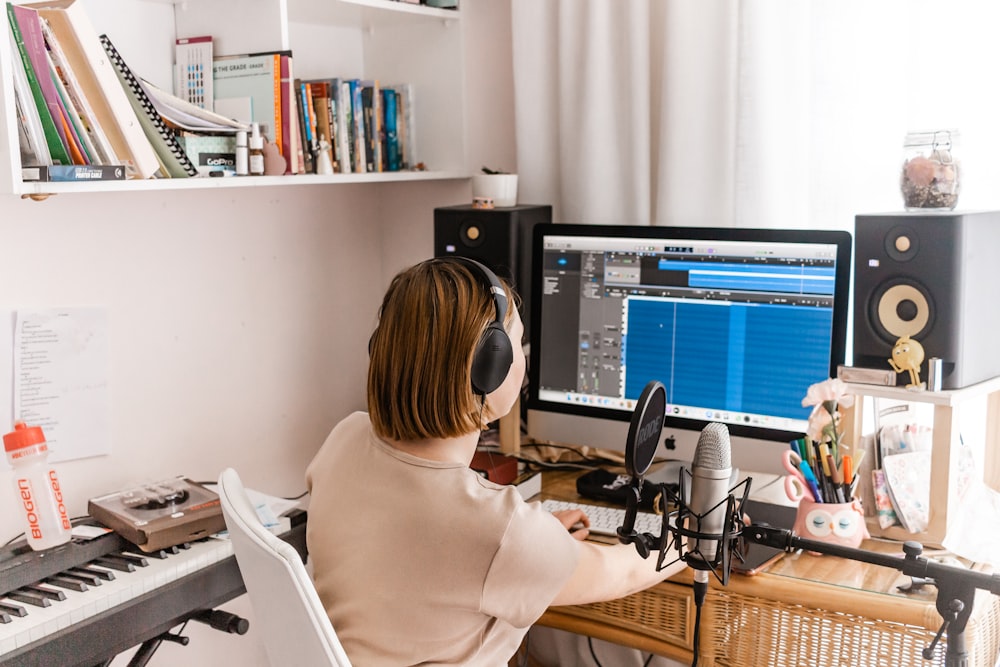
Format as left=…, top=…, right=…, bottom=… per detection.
left=687, top=422, right=732, bottom=582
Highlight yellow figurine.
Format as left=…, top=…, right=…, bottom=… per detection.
left=888, top=335, right=925, bottom=389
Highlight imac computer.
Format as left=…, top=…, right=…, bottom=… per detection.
left=525, top=224, right=852, bottom=476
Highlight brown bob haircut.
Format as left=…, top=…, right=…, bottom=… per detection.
left=368, top=258, right=517, bottom=441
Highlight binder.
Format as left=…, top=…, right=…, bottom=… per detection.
left=99, top=34, right=197, bottom=178
left=25, top=0, right=159, bottom=179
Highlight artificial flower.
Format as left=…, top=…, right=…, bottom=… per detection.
left=802, top=378, right=855, bottom=457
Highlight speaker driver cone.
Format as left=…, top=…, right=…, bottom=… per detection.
left=874, top=282, right=931, bottom=340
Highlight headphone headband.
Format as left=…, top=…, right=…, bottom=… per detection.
left=446, top=256, right=509, bottom=325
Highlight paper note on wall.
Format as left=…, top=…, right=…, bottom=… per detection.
left=10, top=308, right=111, bottom=464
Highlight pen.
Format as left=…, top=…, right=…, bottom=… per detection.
left=811, top=441, right=828, bottom=502
left=797, top=459, right=823, bottom=503
left=827, top=454, right=846, bottom=503
left=842, top=454, right=853, bottom=498
left=818, top=443, right=836, bottom=502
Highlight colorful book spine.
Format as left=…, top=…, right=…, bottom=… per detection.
left=40, top=14, right=117, bottom=165
left=28, top=0, right=161, bottom=178
left=295, top=78, right=313, bottom=174
left=336, top=79, right=352, bottom=173
left=349, top=79, right=365, bottom=173
left=6, top=2, right=71, bottom=165
left=278, top=52, right=297, bottom=174
left=382, top=87, right=400, bottom=172
left=22, top=163, right=126, bottom=181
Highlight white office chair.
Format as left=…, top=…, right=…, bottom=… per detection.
left=217, top=467, right=352, bottom=667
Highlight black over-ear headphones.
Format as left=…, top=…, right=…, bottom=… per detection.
left=447, top=257, right=514, bottom=396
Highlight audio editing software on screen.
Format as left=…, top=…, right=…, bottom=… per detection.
left=536, top=235, right=840, bottom=433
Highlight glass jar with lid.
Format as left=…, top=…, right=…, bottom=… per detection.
left=900, top=129, right=960, bottom=210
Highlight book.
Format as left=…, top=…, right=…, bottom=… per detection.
left=40, top=14, right=118, bottom=165
left=99, top=34, right=197, bottom=179
left=10, top=3, right=83, bottom=161
left=294, top=78, right=313, bottom=174
left=382, top=87, right=400, bottom=172
left=384, top=82, right=416, bottom=169
left=22, top=163, right=126, bottom=181
left=278, top=52, right=298, bottom=174
left=514, top=471, right=542, bottom=501
left=173, top=35, right=212, bottom=110
left=6, top=2, right=71, bottom=165
left=8, top=15, right=52, bottom=166
left=140, top=77, right=247, bottom=133
left=336, top=79, right=352, bottom=173
left=213, top=51, right=282, bottom=147
left=355, top=80, right=383, bottom=172
left=349, top=79, right=365, bottom=173
left=26, top=0, right=160, bottom=179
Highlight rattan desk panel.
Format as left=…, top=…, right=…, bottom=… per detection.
left=533, top=469, right=1000, bottom=667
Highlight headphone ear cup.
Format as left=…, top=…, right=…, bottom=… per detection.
left=470, top=322, right=514, bottom=396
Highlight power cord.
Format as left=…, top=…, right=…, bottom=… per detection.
left=587, top=635, right=657, bottom=666
left=587, top=636, right=605, bottom=667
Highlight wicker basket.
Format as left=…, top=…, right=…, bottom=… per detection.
left=552, top=581, right=693, bottom=651
left=701, top=588, right=1000, bottom=667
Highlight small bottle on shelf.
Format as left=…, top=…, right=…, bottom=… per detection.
left=235, top=129, right=249, bottom=176
left=248, top=123, right=265, bottom=176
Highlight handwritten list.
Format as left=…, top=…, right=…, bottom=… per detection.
left=10, top=308, right=111, bottom=463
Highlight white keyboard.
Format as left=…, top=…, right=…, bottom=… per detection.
left=0, top=537, right=233, bottom=655
left=540, top=499, right=665, bottom=538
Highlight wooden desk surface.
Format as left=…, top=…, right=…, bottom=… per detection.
left=534, top=467, right=1000, bottom=665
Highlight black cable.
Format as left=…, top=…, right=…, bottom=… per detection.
left=2, top=532, right=24, bottom=547
left=4, top=515, right=90, bottom=547
left=643, top=652, right=655, bottom=667
left=692, top=579, right=707, bottom=667
left=587, top=636, right=605, bottom=667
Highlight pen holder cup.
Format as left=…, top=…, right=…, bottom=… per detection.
left=793, top=497, right=869, bottom=554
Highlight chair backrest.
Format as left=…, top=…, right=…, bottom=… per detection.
left=217, top=467, right=352, bottom=667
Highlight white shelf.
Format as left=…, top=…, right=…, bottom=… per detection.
left=845, top=375, right=1000, bottom=407
left=1, top=0, right=469, bottom=196
left=845, top=376, right=1000, bottom=547
left=17, top=169, right=467, bottom=195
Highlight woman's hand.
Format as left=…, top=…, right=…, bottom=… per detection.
left=550, top=508, right=590, bottom=541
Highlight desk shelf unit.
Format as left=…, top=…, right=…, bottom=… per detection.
left=0, top=0, right=468, bottom=196
left=842, top=376, right=1000, bottom=547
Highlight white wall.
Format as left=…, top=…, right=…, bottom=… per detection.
left=1, top=0, right=514, bottom=664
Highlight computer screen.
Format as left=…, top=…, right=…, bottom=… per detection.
left=525, top=224, right=853, bottom=475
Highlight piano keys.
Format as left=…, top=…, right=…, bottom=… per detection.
left=0, top=512, right=306, bottom=667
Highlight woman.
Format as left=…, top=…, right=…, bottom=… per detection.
left=306, top=257, right=684, bottom=665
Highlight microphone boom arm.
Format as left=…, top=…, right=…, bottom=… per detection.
left=745, top=524, right=1000, bottom=667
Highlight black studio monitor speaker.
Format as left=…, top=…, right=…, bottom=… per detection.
left=434, top=204, right=552, bottom=338
left=853, top=210, right=1000, bottom=389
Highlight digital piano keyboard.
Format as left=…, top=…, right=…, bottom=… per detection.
left=0, top=512, right=307, bottom=667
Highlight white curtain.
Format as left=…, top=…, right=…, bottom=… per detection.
left=511, top=0, right=1000, bottom=230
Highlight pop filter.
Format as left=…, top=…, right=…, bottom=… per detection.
left=624, top=380, right=666, bottom=478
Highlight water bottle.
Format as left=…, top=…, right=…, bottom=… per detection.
left=3, top=422, right=72, bottom=550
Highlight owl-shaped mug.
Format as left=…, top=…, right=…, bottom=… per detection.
left=793, top=497, right=869, bottom=553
